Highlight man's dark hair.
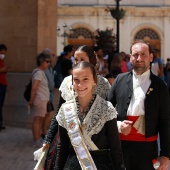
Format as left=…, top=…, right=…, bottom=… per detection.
left=63, top=45, right=73, bottom=53
left=0, top=44, right=7, bottom=51
left=93, top=46, right=101, bottom=52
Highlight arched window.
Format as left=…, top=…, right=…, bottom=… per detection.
left=135, top=29, right=159, bottom=40
left=134, top=28, right=161, bottom=51
left=69, top=28, right=93, bottom=39
left=68, top=27, right=94, bottom=48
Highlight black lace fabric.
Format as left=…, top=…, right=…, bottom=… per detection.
left=76, top=95, right=96, bottom=124
left=56, top=96, right=125, bottom=170
left=63, top=149, right=115, bottom=170
left=43, top=96, right=65, bottom=170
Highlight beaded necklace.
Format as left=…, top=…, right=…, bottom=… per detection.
left=76, top=95, right=96, bottom=124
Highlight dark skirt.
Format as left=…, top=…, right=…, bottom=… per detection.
left=44, top=133, right=59, bottom=170
left=64, top=149, right=115, bottom=170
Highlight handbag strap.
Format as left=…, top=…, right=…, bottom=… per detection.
left=31, top=69, right=39, bottom=80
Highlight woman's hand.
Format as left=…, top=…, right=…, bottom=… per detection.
left=42, top=143, right=50, bottom=151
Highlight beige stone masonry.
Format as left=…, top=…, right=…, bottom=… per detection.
left=0, top=0, right=57, bottom=72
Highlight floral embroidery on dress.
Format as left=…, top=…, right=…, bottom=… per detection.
left=94, top=75, right=111, bottom=100
left=59, top=75, right=74, bottom=101
left=56, top=95, right=117, bottom=137
left=83, top=95, right=117, bottom=137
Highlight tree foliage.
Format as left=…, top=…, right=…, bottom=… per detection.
left=94, top=28, right=116, bottom=54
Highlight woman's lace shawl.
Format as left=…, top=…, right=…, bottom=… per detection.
left=59, top=75, right=111, bottom=101
left=56, top=95, right=117, bottom=138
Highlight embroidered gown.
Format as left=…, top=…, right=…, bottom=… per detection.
left=43, top=75, right=111, bottom=170
left=55, top=95, right=125, bottom=170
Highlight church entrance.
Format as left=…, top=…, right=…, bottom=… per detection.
left=68, top=28, right=94, bottom=49
left=134, top=28, right=160, bottom=51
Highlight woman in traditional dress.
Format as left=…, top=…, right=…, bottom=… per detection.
left=43, top=45, right=111, bottom=169
left=46, top=61, right=125, bottom=170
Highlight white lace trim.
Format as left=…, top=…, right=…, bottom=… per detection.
left=59, top=75, right=74, bottom=101
left=56, top=107, right=67, bottom=129
left=83, top=95, right=117, bottom=137
left=94, top=75, right=111, bottom=100
left=59, top=75, right=111, bottom=101
left=56, top=95, right=117, bottom=137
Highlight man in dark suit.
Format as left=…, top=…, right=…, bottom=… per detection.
left=107, top=40, right=170, bottom=170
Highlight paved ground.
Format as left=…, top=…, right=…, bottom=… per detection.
left=0, top=126, right=37, bottom=170
left=0, top=89, right=60, bottom=170
left=0, top=126, right=170, bottom=170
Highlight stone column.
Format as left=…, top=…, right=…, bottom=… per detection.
left=0, top=0, right=58, bottom=128
left=163, top=14, right=170, bottom=61
left=0, top=0, right=57, bottom=72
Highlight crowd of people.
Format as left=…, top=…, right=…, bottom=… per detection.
left=42, top=42, right=169, bottom=170
left=0, top=41, right=170, bottom=170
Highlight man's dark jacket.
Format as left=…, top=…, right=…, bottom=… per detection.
left=107, top=70, right=170, bottom=158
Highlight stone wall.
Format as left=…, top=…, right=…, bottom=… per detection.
left=0, top=0, right=57, bottom=72
left=0, top=0, right=58, bottom=128
left=4, top=73, right=60, bottom=128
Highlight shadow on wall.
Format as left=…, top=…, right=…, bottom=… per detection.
left=4, top=73, right=60, bottom=129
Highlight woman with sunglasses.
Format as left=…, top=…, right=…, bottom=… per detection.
left=29, top=52, right=51, bottom=147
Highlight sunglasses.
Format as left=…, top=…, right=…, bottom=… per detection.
left=44, top=60, right=51, bottom=63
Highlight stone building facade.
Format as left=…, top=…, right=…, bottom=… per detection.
left=1, top=0, right=170, bottom=128
left=0, top=0, right=58, bottom=128
left=57, top=0, right=170, bottom=62
left=0, top=0, right=58, bottom=72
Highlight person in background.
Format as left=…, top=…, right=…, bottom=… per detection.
left=125, top=53, right=133, bottom=71
left=29, top=53, right=51, bottom=147
left=110, top=53, right=122, bottom=70
left=165, top=58, right=170, bottom=95
left=53, top=45, right=74, bottom=89
left=105, top=53, right=122, bottom=85
left=60, top=45, right=74, bottom=78
left=42, top=48, right=55, bottom=139
left=94, top=46, right=109, bottom=77
left=105, top=66, right=122, bottom=85
left=59, top=45, right=111, bottom=102
left=0, top=44, right=10, bottom=131
left=107, top=52, right=114, bottom=73
left=151, top=49, right=164, bottom=80
left=107, top=40, right=170, bottom=170
left=120, top=51, right=128, bottom=73
left=70, top=45, right=76, bottom=67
